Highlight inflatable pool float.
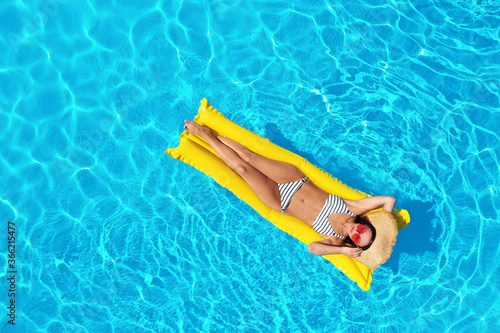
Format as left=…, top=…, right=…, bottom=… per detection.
left=166, top=99, right=410, bottom=290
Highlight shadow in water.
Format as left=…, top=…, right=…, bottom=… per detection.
left=384, top=200, right=440, bottom=273
left=264, top=123, right=440, bottom=274
left=264, top=123, right=317, bottom=163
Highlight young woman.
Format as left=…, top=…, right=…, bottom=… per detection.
left=183, top=120, right=396, bottom=258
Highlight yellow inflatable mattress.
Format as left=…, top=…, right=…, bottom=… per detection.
left=166, top=99, right=410, bottom=290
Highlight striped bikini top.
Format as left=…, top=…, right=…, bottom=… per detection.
left=311, top=194, right=357, bottom=238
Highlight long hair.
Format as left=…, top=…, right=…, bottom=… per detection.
left=344, top=215, right=377, bottom=251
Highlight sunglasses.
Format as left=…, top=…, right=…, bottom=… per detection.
left=352, top=224, right=369, bottom=245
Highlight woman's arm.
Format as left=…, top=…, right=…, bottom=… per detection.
left=308, top=239, right=363, bottom=258
left=345, top=195, right=396, bottom=216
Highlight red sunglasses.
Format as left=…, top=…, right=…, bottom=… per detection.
left=352, top=224, right=369, bottom=245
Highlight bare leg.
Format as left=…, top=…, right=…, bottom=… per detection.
left=184, top=120, right=281, bottom=211
left=217, top=136, right=305, bottom=184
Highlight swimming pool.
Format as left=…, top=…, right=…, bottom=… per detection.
left=1, top=0, right=499, bottom=331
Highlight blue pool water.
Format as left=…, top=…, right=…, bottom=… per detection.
left=1, top=0, right=499, bottom=331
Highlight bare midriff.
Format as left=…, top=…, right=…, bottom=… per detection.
left=283, top=179, right=329, bottom=226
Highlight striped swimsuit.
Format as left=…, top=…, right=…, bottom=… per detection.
left=311, top=195, right=357, bottom=238
left=277, top=178, right=356, bottom=239
left=277, top=176, right=308, bottom=213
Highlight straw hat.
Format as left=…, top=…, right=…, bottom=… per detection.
left=355, top=210, right=398, bottom=270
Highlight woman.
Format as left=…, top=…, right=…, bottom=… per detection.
left=183, top=120, right=396, bottom=259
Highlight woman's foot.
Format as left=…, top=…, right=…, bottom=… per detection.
left=184, top=120, right=212, bottom=138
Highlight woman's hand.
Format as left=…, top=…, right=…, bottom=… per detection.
left=342, top=246, right=363, bottom=258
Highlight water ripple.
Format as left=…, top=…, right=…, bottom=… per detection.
left=1, top=0, right=499, bottom=331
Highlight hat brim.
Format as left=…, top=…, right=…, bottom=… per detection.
left=354, top=210, right=398, bottom=270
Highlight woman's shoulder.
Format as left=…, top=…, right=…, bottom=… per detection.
left=321, top=235, right=344, bottom=246
left=320, top=228, right=345, bottom=246
left=344, top=196, right=396, bottom=215
left=328, top=213, right=354, bottom=236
